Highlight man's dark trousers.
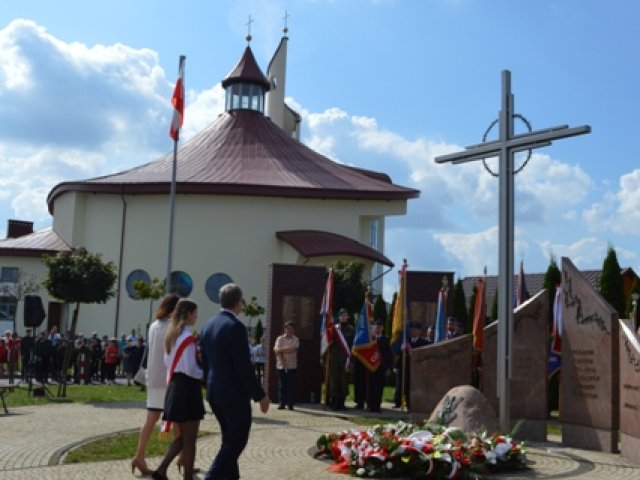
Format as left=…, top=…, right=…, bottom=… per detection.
left=206, top=402, right=252, bottom=480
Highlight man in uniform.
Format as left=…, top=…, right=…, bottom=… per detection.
left=326, top=308, right=354, bottom=410
left=367, top=319, right=393, bottom=413
left=393, top=322, right=427, bottom=409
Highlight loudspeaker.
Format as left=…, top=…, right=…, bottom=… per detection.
left=24, top=295, right=46, bottom=328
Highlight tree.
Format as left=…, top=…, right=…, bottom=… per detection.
left=625, top=278, right=639, bottom=319
left=452, top=279, right=469, bottom=333
left=332, top=261, right=367, bottom=322
left=42, top=248, right=117, bottom=397
left=254, top=319, right=264, bottom=344
left=241, top=296, right=265, bottom=337
left=543, top=255, right=562, bottom=326
left=542, top=255, right=562, bottom=291
left=600, top=245, right=625, bottom=318
left=490, top=288, right=498, bottom=320
left=467, top=284, right=478, bottom=324
left=373, top=294, right=388, bottom=333
left=133, top=277, right=165, bottom=334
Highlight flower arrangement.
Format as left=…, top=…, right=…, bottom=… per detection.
left=314, top=420, right=527, bottom=479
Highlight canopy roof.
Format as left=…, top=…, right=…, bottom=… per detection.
left=276, top=230, right=394, bottom=267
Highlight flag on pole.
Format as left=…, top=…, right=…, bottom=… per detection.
left=320, top=268, right=335, bottom=356
left=434, top=288, right=447, bottom=343
left=351, top=292, right=381, bottom=372
left=472, top=278, right=486, bottom=351
left=551, top=285, right=562, bottom=355
left=515, top=260, right=529, bottom=307
left=169, top=56, right=186, bottom=141
left=391, top=262, right=408, bottom=353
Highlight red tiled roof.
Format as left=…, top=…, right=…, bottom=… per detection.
left=47, top=110, right=419, bottom=213
left=0, top=228, right=71, bottom=257
left=222, top=46, right=271, bottom=90
left=276, top=230, right=394, bottom=267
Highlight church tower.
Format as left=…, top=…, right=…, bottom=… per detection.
left=265, top=30, right=301, bottom=139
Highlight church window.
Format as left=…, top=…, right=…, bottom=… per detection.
left=167, top=271, right=193, bottom=297
left=205, top=273, right=234, bottom=304
left=0, top=267, right=19, bottom=283
left=225, top=82, right=265, bottom=113
left=125, top=269, right=151, bottom=299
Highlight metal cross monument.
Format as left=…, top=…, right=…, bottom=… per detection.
left=435, top=70, right=591, bottom=432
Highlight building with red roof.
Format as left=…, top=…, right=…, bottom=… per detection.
left=0, top=34, right=419, bottom=335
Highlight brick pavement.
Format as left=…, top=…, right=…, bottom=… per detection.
left=1, top=395, right=639, bottom=479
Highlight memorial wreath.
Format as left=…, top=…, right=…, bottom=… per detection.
left=314, top=420, right=527, bottom=479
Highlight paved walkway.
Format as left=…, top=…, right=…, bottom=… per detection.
left=1, top=393, right=639, bottom=479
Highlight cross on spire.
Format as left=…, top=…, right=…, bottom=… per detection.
left=283, top=10, right=290, bottom=34
left=435, top=70, right=590, bottom=433
left=245, top=15, right=254, bottom=43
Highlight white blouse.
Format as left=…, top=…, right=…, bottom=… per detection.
left=164, top=328, right=203, bottom=380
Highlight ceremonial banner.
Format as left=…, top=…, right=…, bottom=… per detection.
left=320, top=268, right=335, bottom=356
left=352, top=294, right=381, bottom=372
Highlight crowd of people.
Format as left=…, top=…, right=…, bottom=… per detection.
left=3, top=326, right=147, bottom=386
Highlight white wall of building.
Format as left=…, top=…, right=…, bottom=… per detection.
left=8, top=190, right=406, bottom=337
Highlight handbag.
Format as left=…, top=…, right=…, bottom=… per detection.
left=133, top=346, right=148, bottom=386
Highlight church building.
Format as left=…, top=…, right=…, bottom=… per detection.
left=0, top=33, right=419, bottom=336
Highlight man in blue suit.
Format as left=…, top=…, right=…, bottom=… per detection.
left=201, top=283, right=270, bottom=480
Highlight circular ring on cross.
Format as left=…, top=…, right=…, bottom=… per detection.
left=481, top=113, right=533, bottom=177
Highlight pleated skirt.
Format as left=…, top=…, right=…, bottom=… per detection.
left=162, top=372, right=205, bottom=422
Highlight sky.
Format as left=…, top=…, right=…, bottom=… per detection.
left=1, top=0, right=639, bottom=300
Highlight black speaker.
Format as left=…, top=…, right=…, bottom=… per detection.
left=24, top=295, right=46, bottom=328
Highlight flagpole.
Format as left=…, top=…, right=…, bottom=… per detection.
left=323, top=352, right=331, bottom=408
left=166, top=55, right=185, bottom=289
left=166, top=136, right=178, bottom=285
left=400, top=259, right=408, bottom=412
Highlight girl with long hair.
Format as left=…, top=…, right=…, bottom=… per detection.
left=131, top=293, right=180, bottom=476
left=152, top=298, right=203, bottom=480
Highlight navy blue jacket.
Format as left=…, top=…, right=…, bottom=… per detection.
left=200, top=310, right=265, bottom=405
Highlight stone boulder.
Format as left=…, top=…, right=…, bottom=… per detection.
left=427, top=385, right=500, bottom=435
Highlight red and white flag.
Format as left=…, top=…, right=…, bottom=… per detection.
left=169, top=56, right=185, bottom=142
left=551, top=285, right=563, bottom=354
left=320, top=268, right=335, bottom=356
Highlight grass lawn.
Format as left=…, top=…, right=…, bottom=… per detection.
left=64, top=430, right=212, bottom=464
left=5, top=382, right=148, bottom=408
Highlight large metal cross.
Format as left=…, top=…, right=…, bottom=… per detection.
left=434, top=70, right=591, bottom=432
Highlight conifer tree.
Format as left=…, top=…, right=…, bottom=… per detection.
left=490, top=288, right=498, bottom=320
left=600, top=245, right=625, bottom=318
left=543, top=255, right=562, bottom=325
left=452, top=279, right=469, bottom=333
left=373, top=294, right=387, bottom=327
left=468, top=285, right=478, bottom=322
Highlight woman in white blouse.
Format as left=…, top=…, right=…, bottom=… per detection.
left=132, top=293, right=179, bottom=476
left=152, top=298, right=203, bottom=480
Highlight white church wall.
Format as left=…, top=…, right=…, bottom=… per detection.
left=48, top=190, right=406, bottom=335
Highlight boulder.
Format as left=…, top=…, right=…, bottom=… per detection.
left=428, top=385, right=501, bottom=435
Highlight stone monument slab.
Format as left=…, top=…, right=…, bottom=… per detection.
left=619, top=321, right=640, bottom=464
left=482, top=289, right=549, bottom=441
left=410, top=334, right=472, bottom=421
left=561, top=257, right=619, bottom=452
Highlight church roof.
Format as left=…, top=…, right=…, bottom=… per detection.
left=47, top=110, right=419, bottom=213
left=276, top=230, right=394, bottom=267
left=0, top=227, right=71, bottom=257
left=222, top=46, right=271, bottom=90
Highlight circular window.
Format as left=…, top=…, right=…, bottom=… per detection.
left=205, top=273, right=234, bottom=303
left=126, top=270, right=151, bottom=299
left=167, top=271, right=193, bottom=297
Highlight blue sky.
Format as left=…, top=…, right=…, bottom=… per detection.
left=1, top=0, right=639, bottom=298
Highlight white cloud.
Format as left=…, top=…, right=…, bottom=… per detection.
left=584, top=169, right=640, bottom=235
left=0, top=19, right=169, bottom=151
left=434, top=226, right=498, bottom=276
